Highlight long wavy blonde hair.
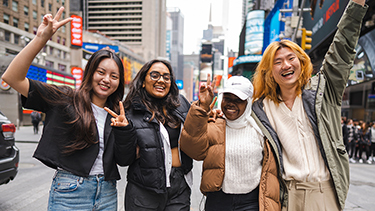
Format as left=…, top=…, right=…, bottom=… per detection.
left=252, top=40, right=313, bottom=104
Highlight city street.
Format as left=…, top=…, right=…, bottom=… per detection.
left=0, top=126, right=374, bottom=211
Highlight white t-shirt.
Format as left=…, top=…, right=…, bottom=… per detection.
left=89, top=103, right=107, bottom=175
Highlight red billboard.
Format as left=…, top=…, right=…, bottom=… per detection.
left=70, top=15, right=83, bottom=47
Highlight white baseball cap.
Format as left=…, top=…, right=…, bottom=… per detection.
left=220, top=76, right=253, bottom=100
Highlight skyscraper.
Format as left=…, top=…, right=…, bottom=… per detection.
left=79, top=0, right=166, bottom=61
left=167, top=7, right=184, bottom=80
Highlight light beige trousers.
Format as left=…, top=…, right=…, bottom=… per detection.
left=282, top=180, right=341, bottom=211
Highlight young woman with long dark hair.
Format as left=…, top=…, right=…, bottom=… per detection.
left=2, top=7, right=125, bottom=210
left=106, top=59, right=193, bottom=210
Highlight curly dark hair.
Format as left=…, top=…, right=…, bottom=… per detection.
left=124, top=59, right=181, bottom=127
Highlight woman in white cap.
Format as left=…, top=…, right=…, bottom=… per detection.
left=180, top=75, right=282, bottom=211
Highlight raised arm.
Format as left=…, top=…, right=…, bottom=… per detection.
left=1, top=7, right=72, bottom=97
left=321, top=0, right=367, bottom=104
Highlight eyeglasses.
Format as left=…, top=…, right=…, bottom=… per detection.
left=149, top=71, right=172, bottom=83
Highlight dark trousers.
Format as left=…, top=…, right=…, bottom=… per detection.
left=125, top=167, right=190, bottom=211
left=32, top=121, right=39, bottom=134
left=358, top=143, right=370, bottom=160
left=370, top=142, right=375, bottom=158
left=205, top=186, right=259, bottom=211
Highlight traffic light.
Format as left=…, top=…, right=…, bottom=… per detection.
left=301, top=28, right=312, bottom=50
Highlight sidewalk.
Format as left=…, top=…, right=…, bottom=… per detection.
left=15, top=125, right=42, bottom=143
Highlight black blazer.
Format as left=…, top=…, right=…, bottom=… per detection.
left=22, top=79, right=124, bottom=180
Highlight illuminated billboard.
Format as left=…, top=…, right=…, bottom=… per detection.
left=245, top=10, right=265, bottom=55
left=70, top=15, right=83, bottom=47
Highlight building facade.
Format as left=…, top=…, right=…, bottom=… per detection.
left=167, top=7, right=184, bottom=80
left=80, top=0, right=166, bottom=61
left=0, top=0, right=71, bottom=72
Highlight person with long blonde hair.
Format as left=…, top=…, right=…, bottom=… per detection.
left=251, top=0, right=367, bottom=210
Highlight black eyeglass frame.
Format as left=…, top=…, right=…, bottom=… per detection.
left=149, top=71, right=172, bottom=83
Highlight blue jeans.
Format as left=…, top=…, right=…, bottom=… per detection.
left=48, top=169, right=117, bottom=211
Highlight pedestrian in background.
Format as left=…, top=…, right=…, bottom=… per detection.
left=30, top=111, right=41, bottom=134
left=347, top=119, right=358, bottom=163
left=358, top=122, right=372, bottom=164
left=342, top=117, right=349, bottom=151
left=370, top=122, right=375, bottom=162
left=106, top=59, right=193, bottom=211
left=251, top=0, right=367, bottom=210
left=180, top=75, right=281, bottom=211
left=2, top=7, right=125, bottom=210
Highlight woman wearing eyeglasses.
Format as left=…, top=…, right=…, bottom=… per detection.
left=106, top=59, right=193, bottom=210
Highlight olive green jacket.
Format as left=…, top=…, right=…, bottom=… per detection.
left=252, top=1, right=368, bottom=210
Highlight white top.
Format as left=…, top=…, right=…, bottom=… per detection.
left=371, top=127, right=375, bottom=143
left=221, top=98, right=264, bottom=194
left=89, top=103, right=107, bottom=175
left=222, top=122, right=264, bottom=194
left=263, top=96, right=330, bottom=182
left=159, top=122, right=172, bottom=187
left=159, top=122, right=193, bottom=188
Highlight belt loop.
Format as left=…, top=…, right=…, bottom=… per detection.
left=288, top=181, right=293, bottom=190
left=79, top=177, right=84, bottom=184
left=53, top=170, right=59, bottom=179
left=319, top=182, right=323, bottom=193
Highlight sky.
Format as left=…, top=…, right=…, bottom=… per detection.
left=166, top=0, right=243, bottom=55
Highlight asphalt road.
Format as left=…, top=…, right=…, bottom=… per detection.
left=0, top=126, right=374, bottom=211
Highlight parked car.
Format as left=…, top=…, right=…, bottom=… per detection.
left=0, top=110, right=19, bottom=185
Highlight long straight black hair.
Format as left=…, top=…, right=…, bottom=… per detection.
left=39, top=49, right=124, bottom=153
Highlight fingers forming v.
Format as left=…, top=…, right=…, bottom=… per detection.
left=104, top=107, right=119, bottom=118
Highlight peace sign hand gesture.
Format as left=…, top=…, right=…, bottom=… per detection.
left=37, top=7, right=73, bottom=41
left=104, top=101, right=129, bottom=127
left=198, top=74, right=216, bottom=112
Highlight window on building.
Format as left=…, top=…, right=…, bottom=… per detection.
left=57, top=36, right=61, bottom=44
left=56, top=49, right=61, bottom=58
left=45, top=60, right=54, bottom=68
left=48, top=3, right=52, bottom=11
left=32, top=0, right=36, bottom=5
left=3, top=0, right=8, bottom=7
left=43, top=46, right=47, bottom=53
left=24, top=6, right=29, bottom=15
left=61, top=25, right=65, bottom=33
left=14, top=34, right=20, bottom=44
left=12, top=1, right=18, bottom=12
left=41, top=0, right=44, bottom=7
left=5, top=31, right=10, bottom=42
left=62, top=0, right=65, bottom=6
left=3, top=14, right=9, bottom=24
left=33, top=26, right=37, bottom=34
left=57, top=0, right=59, bottom=2
left=58, top=64, right=66, bottom=72
left=49, top=46, right=53, bottom=55
left=13, top=18, right=19, bottom=27
left=63, top=51, right=66, bottom=59
left=62, top=38, right=66, bottom=45
left=24, top=22, right=29, bottom=31
left=33, top=10, right=37, bottom=19
left=62, top=11, right=65, bottom=19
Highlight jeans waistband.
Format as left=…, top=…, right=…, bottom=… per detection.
left=54, top=169, right=105, bottom=182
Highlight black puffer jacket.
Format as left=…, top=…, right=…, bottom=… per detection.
left=114, top=94, right=192, bottom=194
